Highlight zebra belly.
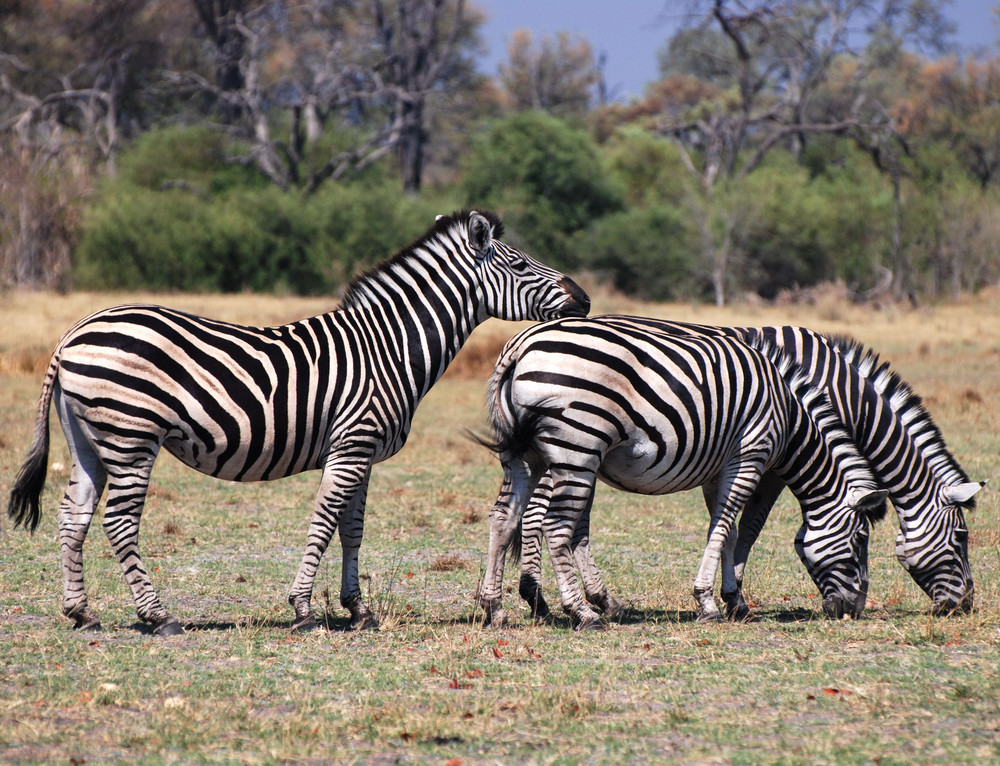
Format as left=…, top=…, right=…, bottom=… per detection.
left=598, top=438, right=727, bottom=495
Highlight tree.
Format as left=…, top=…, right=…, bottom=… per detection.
left=0, top=0, right=173, bottom=287
left=499, top=29, right=600, bottom=117
left=641, top=0, right=955, bottom=304
left=372, top=0, right=484, bottom=192
left=165, top=0, right=484, bottom=193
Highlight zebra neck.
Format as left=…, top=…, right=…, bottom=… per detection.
left=341, top=247, right=483, bottom=398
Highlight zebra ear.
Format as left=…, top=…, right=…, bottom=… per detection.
left=468, top=211, right=493, bottom=259
left=847, top=486, right=888, bottom=517
left=941, top=481, right=985, bottom=506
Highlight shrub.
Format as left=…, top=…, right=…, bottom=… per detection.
left=575, top=205, right=697, bottom=301
left=75, top=127, right=450, bottom=293
left=461, top=111, right=623, bottom=267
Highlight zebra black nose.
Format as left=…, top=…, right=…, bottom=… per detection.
left=559, top=277, right=590, bottom=317
left=931, top=584, right=974, bottom=616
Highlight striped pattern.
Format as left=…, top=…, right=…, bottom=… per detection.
left=517, top=317, right=980, bottom=620
left=7, top=210, right=590, bottom=634
left=478, top=316, right=887, bottom=629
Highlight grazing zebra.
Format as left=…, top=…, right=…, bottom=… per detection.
left=477, top=317, right=888, bottom=629
left=6, top=210, right=590, bottom=636
left=515, top=318, right=983, bottom=621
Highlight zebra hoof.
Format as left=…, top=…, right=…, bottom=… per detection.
left=291, top=614, right=319, bottom=632
left=723, top=595, right=752, bottom=622
left=574, top=616, right=605, bottom=631
left=72, top=615, right=102, bottom=632
left=696, top=609, right=724, bottom=623
left=66, top=605, right=102, bottom=631
left=727, top=605, right=752, bottom=622
left=348, top=612, right=379, bottom=631
left=483, top=608, right=507, bottom=628
left=528, top=600, right=551, bottom=620
left=597, top=596, right=625, bottom=620
left=154, top=619, right=184, bottom=636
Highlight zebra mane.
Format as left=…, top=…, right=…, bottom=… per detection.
left=340, top=210, right=504, bottom=311
left=742, top=332, right=887, bottom=522
left=825, top=334, right=973, bottom=495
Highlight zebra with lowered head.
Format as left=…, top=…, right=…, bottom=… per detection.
left=7, top=210, right=590, bottom=636
left=478, top=316, right=888, bottom=629
left=514, top=318, right=983, bottom=623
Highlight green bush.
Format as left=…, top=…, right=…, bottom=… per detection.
left=601, top=126, right=689, bottom=209
left=575, top=205, right=697, bottom=301
left=461, top=111, right=623, bottom=267
left=737, top=154, right=891, bottom=298
left=75, top=127, right=449, bottom=293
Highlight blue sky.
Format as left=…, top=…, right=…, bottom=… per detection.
left=476, top=0, right=999, bottom=102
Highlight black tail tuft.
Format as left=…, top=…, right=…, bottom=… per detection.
left=8, top=435, right=48, bottom=533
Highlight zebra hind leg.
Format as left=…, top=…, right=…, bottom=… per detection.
left=54, top=390, right=108, bottom=631
left=571, top=508, right=625, bottom=620
left=543, top=470, right=604, bottom=631
left=103, top=461, right=183, bottom=636
left=57, top=461, right=106, bottom=631
left=518, top=476, right=552, bottom=620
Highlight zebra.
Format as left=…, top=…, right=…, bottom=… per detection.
left=514, top=317, right=983, bottom=622
left=477, top=316, right=888, bottom=629
left=6, top=210, right=590, bottom=636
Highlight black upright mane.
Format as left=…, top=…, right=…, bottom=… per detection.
left=339, top=210, right=504, bottom=310
left=826, top=334, right=974, bottom=495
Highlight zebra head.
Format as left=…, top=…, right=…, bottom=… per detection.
left=794, top=486, right=887, bottom=619
left=894, top=480, right=983, bottom=615
left=773, top=350, right=889, bottom=620
left=459, top=210, right=590, bottom=321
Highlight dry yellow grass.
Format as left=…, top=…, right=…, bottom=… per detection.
left=5, top=281, right=998, bottom=373
left=2, top=284, right=999, bottom=765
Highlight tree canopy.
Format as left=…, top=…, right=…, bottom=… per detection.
left=2, top=0, right=999, bottom=303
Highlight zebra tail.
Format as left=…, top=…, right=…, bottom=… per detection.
left=7, top=357, right=57, bottom=534
left=508, top=520, right=523, bottom=566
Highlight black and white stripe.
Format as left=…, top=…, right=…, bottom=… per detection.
left=7, top=210, right=590, bottom=635
left=477, top=316, right=887, bottom=629
left=516, top=317, right=981, bottom=620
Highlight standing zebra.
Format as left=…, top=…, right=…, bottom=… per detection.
left=514, top=318, right=983, bottom=621
left=478, top=317, right=888, bottom=629
left=7, top=210, right=590, bottom=635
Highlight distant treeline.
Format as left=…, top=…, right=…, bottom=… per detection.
left=3, top=1, right=999, bottom=303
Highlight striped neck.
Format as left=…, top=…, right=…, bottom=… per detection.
left=340, top=226, right=483, bottom=398
left=836, top=338, right=971, bottom=488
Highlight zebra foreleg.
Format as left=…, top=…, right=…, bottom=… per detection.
left=289, top=456, right=371, bottom=632
left=726, top=472, right=787, bottom=620
left=337, top=473, right=378, bottom=631
left=696, top=463, right=764, bottom=622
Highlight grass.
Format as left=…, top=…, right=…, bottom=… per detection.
left=2, top=286, right=999, bottom=764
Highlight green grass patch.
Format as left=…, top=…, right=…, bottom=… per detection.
left=2, top=293, right=999, bottom=764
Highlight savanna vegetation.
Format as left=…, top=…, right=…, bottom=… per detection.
left=3, top=1, right=1000, bottom=763
left=3, top=0, right=1000, bottom=305
left=1, top=287, right=999, bottom=764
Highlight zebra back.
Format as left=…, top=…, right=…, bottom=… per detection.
left=738, top=332, right=888, bottom=522
left=827, top=335, right=975, bottom=498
